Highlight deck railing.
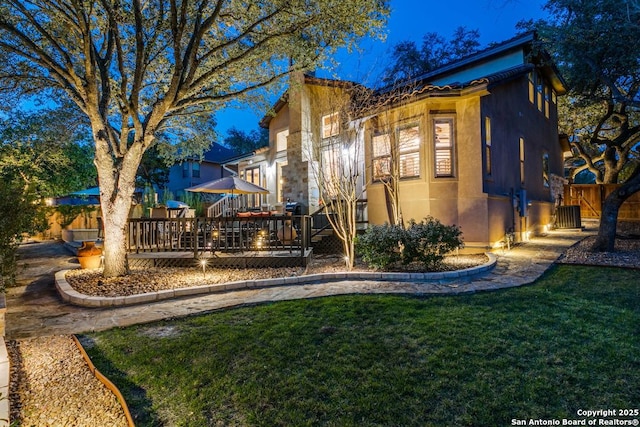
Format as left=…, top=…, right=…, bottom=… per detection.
left=309, top=199, right=369, bottom=239
left=206, top=195, right=250, bottom=218
left=127, top=214, right=310, bottom=258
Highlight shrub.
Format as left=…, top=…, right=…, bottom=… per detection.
left=356, top=217, right=464, bottom=271
left=355, top=223, right=405, bottom=270
left=402, top=217, right=464, bottom=269
left=0, top=182, right=48, bottom=289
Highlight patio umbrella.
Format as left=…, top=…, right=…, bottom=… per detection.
left=185, top=175, right=269, bottom=195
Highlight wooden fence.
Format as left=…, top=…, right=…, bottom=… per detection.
left=563, top=184, right=640, bottom=220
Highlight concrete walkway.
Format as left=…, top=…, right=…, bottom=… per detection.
left=5, top=227, right=594, bottom=340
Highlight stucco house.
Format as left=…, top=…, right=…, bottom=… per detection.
left=230, top=32, right=568, bottom=250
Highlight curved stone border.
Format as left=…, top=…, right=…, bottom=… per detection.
left=55, top=254, right=497, bottom=308
left=71, top=335, right=135, bottom=427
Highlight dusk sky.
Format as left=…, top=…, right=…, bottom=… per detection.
left=215, top=0, right=550, bottom=138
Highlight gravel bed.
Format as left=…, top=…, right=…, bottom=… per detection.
left=65, top=254, right=489, bottom=297
left=557, top=236, right=640, bottom=269
left=7, top=335, right=128, bottom=426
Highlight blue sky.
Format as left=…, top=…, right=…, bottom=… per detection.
left=215, top=0, right=549, bottom=137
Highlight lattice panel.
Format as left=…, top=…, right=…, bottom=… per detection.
left=128, top=257, right=196, bottom=268
left=312, top=234, right=343, bottom=255
left=128, top=251, right=311, bottom=269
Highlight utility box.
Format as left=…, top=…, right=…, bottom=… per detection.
left=555, top=205, right=582, bottom=229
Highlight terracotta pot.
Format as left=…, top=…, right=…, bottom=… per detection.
left=277, top=219, right=298, bottom=244
left=77, top=241, right=102, bottom=269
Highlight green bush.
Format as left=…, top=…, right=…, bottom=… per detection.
left=0, top=182, right=48, bottom=289
left=355, top=223, right=405, bottom=270
left=356, top=217, right=464, bottom=271
left=402, top=217, right=464, bottom=269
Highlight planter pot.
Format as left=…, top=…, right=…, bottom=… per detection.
left=77, top=241, right=102, bottom=269
left=277, top=219, right=298, bottom=244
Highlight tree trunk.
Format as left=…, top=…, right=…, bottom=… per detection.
left=92, top=126, right=146, bottom=278
left=101, top=199, right=132, bottom=277
left=591, top=173, right=640, bottom=252
left=592, top=197, right=621, bottom=252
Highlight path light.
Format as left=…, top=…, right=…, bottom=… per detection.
left=199, top=258, right=208, bottom=280
left=254, top=229, right=266, bottom=249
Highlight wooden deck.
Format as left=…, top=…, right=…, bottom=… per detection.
left=128, top=249, right=313, bottom=268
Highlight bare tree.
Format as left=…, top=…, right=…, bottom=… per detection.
left=304, top=81, right=370, bottom=270
left=0, top=0, right=389, bottom=277
left=304, top=77, right=423, bottom=268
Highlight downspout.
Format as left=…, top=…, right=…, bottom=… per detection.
left=222, top=164, right=238, bottom=177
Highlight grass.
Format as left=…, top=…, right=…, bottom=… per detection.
left=81, top=265, right=640, bottom=426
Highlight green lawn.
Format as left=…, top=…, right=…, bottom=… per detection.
left=82, top=265, right=640, bottom=426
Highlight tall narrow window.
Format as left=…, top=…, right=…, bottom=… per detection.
left=372, top=132, right=391, bottom=180
left=322, top=112, right=340, bottom=139
left=182, top=162, right=189, bottom=178
left=245, top=166, right=261, bottom=207
left=321, top=140, right=342, bottom=196
left=276, top=129, right=288, bottom=152
left=544, top=85, right=550, bottom=118
left=528, top=72, right=535, bottom=104
left=434, top=119, right=454, bottom=177
left=536, top=81, right=543, bottom=112
left=485, top=116, right=492, bottom=176
left=398, top=124, right=420, bottom=178
left=276, top=161, right=287, bottom=203
left=519, top=137, right=525, bottom=185
left=542, top=153, right=550, bottom=188
left=192, top=162, right=201, bottom=178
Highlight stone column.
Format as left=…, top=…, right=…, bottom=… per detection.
left=281, top=79, right=319, bottom=214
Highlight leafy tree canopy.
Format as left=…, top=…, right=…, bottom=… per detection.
left=0, top=0, right=390, bottom=277
left=223, top=126, right=268, bottom=155
left=0, top=105, right=96, bottom=197
left=0, top=104, right=95, bottom=286
left=381, top=26, right=481, bottom=85
left=523, top=0, right=640, bottom=185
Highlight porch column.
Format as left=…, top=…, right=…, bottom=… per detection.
left=281, top=78, right=320, bottom=214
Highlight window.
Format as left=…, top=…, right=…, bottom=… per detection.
left=544, top=85, right=550, bottom=118
left=485, top=117, right=492, bottom=176
left=372, top=132, right=391, bottom=180
left=519, top=138, right=525, bottom=185
left=182, top=162, right=189, bottom=178
left=398, top=124, right=420, bottom=178
left=322, top=112, right=340, bottom=139
left=192, top=162, right=200, bottom=178
left=542, top=153, right=550, bottom=188
left=276, top=161, right=287, bottom=203
left=434, top=119, right=454, bottom=177
left=245, top=166, right=261, bottom=207
left=536, top=81, right=543, bottom=112
left=529, top=71, right=554, bottom=117
left=321, top=140, right=342, bottom=196
left=372, top=124, right=421, bottom=180
left=528, top=72, right=535, bottom=104
left=276, top=129, right=288, bottom=152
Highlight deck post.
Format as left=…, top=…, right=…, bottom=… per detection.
left=193, top=217, right=199, bottom=259
left=301, top=215, right=309, bottom=260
